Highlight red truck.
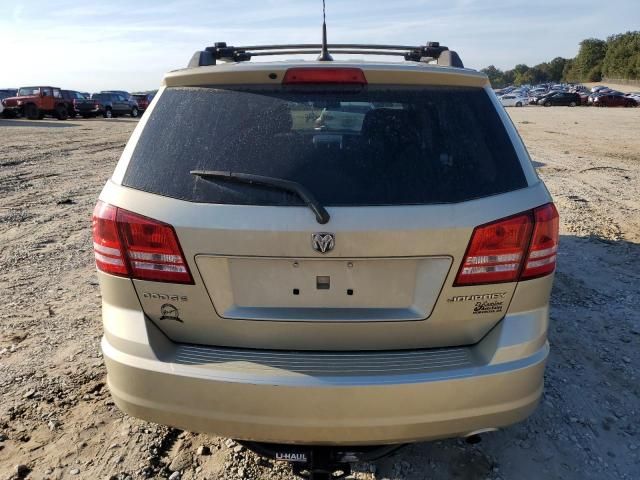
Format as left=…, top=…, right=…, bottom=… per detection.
left=1, top=86, right=70, bottom=120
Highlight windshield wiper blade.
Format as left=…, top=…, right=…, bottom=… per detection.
left=190, top=170, right=330, bottom=225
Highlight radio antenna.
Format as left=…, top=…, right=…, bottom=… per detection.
left=317, top=0, right=333, bottom=61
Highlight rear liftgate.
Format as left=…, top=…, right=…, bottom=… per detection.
left=239, top=441, right=405, bottom=479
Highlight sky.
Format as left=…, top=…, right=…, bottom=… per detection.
left=1, top=0, right=639, bottom=92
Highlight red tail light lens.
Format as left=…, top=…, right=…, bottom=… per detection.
left=92, top=202, right=128, bottom=276
left=454, top=213, right=534, bottom=286
left=283, top=68, right=367, bottom=85
left=92, top=201, right=193, bottom=284
left=116, top=209, right=192, bottom=283
left=454, top=203, right=559, bottom=286
left=521, top=203, right=559, bottom=279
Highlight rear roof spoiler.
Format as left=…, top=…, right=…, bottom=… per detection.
left=188, top=42, right=464, bottom=69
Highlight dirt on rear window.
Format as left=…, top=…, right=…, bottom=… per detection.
left=123, top=86, right=527, bottom=206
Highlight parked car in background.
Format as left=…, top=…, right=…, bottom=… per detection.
left=73, top=96, right=100, bottom=118
left=92, top=92, right=139, bottom=118
left=625, top=92, right=640, bottom=102
left=61, top=90, right=90, bottom=118
left=540, top=92, right=580, bottom=107
left=1, top=86, right=69, bottom=119
left=132, top=93, right=154, bottom=113
left=101, top=90, right=134, bottom=102
left=576, top=91, right=590, bottom=105
left=529, top=87, right=547, bottom=96
left=534, top=91, right=558, bottom=105
left=593, top=93, right=637, bottom=107
left=0, top=88, right=17, bottom=98
left=0, top=89, right=18, bottom=115
left=499, top=94, right=528, bottom=107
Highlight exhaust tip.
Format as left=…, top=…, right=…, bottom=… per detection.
left=463, top=428, right=498, bottom=444
left=465, top=434, right=482, bottom=445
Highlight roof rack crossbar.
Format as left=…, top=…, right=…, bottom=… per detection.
left=188, top=42, right=464, bottom=68
left=250, top=49, right=409, bottom=57
left=236, top=44, right=422, bottom=51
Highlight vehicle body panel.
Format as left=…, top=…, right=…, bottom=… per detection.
left=101, top=272, right=549, bottom=444
left=99, top=177, right=550, bottom=350
left=98, top=59, right=555, bottom=445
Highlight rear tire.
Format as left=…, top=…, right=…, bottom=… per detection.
left=104, top=108, right=113, bottom=119
left=543, top=101, right=551, bottom=107
left=516, top=102, right=522, bottom=107
left=24, top=103, right=39, bottom=120
left=569, top=101, right=576, bottom=107
left=130, top=107, right=139, bottom=118
left=55, top=104, right=68, bottom=120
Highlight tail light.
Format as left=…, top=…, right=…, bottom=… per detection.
left=283, top=68, right=367, bottom=85
left=92, top=201, right=193, bottom=284
left=521, top=204, right=559, bottom=279
left=92, top=202, right=128, bottom=276
left=454, top=203, right=559, bottom=286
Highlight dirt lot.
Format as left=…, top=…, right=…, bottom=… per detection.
left=1, top=107, right=639, bottom=480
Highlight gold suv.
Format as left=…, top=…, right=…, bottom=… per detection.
left=93, top=42, right=558, bottom=474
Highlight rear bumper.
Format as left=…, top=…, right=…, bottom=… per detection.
left=102, top=308, right=548, bottom=445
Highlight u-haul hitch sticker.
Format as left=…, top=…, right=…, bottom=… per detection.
left=275, top=452, right=308, bottom=463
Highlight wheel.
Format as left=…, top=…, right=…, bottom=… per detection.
left=569, top=102, right=576, bottom=107
left=516, top=102, right=522, bottom=107
left=130, top=107, right=139, bottom=118
left=55, top=104, right=68, bottom=120
left=104, top=108, right=113, bottom=119
left=543, top=101, right=551, bottom=107
left=24, top=103, right=40, bottom=120
left=67, top=106, right=76, bottom=118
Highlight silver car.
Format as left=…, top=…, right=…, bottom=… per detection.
left=94, top=42, right=558, bottom=476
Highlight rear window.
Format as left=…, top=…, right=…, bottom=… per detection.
left=123, top=85, right=526, bottom=206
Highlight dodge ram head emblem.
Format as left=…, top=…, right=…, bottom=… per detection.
left=311, top=233, right=335, bottom=253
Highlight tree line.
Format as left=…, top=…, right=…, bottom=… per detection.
left=482, top=31, right=640, bottom=88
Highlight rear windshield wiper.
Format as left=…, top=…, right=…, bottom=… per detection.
left=190, top=170, right=330, bottom=225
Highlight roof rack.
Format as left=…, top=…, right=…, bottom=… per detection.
left=188, top=42, right=464, bottom=69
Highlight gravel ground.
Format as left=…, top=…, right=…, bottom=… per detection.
left=0, top=107, right=639, bottom=480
